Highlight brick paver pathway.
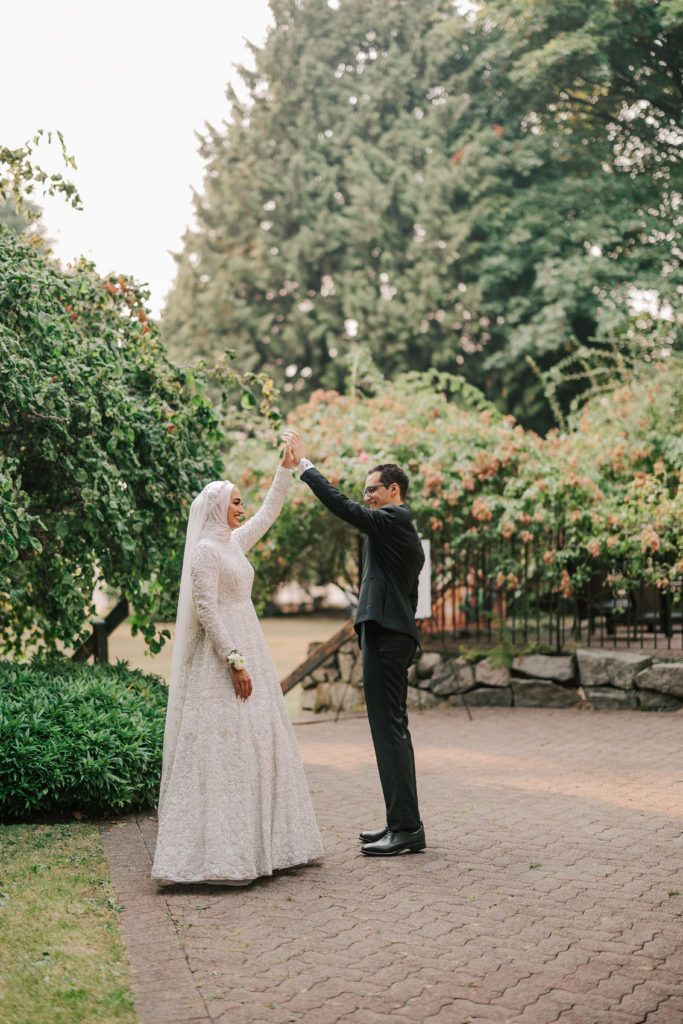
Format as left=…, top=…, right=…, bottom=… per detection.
left=101, top=706, right=683, bottom=1024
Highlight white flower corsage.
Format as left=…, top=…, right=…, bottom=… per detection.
left=228, top=649, right=246, bottom=671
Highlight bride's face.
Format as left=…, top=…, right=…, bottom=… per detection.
left=227, top=488, right=245, bottom=528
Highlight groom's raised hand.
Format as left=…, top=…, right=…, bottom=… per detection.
left=281, top=430, right=305, bottom=465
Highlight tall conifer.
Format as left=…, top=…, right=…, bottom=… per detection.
left=164, top=0, right=682, bottom=428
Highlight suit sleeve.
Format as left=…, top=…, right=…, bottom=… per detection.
left=300, top=466, right=395, bottom=540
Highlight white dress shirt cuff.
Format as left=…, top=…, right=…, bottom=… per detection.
left=297, top=458, right=315, bottom=473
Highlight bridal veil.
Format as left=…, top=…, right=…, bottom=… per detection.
left=158, top=479, right=235, bottom=810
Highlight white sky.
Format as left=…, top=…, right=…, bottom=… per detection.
left=1, top=0, right=274, bottom=315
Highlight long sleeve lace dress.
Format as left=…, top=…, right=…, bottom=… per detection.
left=151, top=467, right=323, bottom=884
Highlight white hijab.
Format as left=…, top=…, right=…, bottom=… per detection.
left=158, top=479, right=236, bottom=810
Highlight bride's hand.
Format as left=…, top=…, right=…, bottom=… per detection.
left=280, top=440, right=296, bottom=469
left=281, top=430, right=304, bottom=464
left=230, top=666, right=253, bottom=700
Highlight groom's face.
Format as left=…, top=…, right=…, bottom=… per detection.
left=363, top=471, right=397, bottom=509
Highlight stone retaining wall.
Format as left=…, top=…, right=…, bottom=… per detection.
left=298, top=641, right=683, bottom=713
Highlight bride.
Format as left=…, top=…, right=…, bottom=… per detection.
left=151, top=442, right=323, bottom=885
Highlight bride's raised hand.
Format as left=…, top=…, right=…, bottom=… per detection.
left=281, top=430, right=304, bottom=465
left=280, top=439, right=296, bottom=469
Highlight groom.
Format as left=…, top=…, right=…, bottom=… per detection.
left=284, top=431, right=426, bottom=856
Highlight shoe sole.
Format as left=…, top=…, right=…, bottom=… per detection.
left=362, top=842, right=426, bottom=856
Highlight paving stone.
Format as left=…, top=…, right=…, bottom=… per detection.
left=459, top=686, right=512, bottom=707
left=474, top=658, right=511, bottom=687
left=576, top=647, right=652, bottom=688
left=301, top=687, right=318, bottom=711
left=350, top=657, right=365, bottom=686
left=429, top=658, right=475, bottom=695
left=511, top=679, right=581, bottom=707
left=337, top=651, right=354, bottom=681
left=512, top=654, right=576, bottom=682
left=583, top=686, right=638, bottom=709
left=329, top=681, right=362, bottom=712
left=417, top=651, right=443, bottom=678
left=636, top=662, right=683, bottom=699
left=636, top=687, right=683, bottom=711
left=642, top=993, right=683, bottom=1023
left=406, top=686, right=442, bottom=709
left=101, top=706, right=683, bottom=1024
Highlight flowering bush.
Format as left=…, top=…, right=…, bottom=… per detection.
left=233, top=359, right=683, bottom=618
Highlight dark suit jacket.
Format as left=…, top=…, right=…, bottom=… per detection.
left=301, top=466, right=425, bottom=645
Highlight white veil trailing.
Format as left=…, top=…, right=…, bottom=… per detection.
left=158, top=479, right=236, bottom=810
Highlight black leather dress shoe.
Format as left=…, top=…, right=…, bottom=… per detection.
left=361, top=824, right=426, bottom=856
left=359, top=826, right=389, bottom=843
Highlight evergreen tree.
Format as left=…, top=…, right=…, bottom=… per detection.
left=164, top=0, right=682, bottom=429
left=164, top=0, right=465, bottom=401
left=432, top=0, right=683, bottom=424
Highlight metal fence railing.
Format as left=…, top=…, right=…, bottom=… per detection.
left=419, top=540, right=683, bottom=653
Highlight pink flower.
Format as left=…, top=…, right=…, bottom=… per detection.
left=358, top=452, right=370, bottom=463
left=472, top=497, right=493, bottom=522
left=640, top=525, right=661, bottom=553
left=559, top=570, right=572, bottom=597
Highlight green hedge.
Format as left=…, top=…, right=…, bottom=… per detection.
left=0, top=659, right=167, bottom=821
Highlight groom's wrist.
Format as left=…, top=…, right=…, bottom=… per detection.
left=297, top=457, right=314, bottom=473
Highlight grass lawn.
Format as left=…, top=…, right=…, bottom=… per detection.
left=0, top=822, right=137, bottom=1024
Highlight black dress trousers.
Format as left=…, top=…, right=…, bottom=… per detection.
left=360, top=621, right=420, bottom=833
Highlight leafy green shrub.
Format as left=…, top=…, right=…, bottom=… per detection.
left=0, top=203, right=279, bottom=659
left=0, top=660, right=167, bottom=821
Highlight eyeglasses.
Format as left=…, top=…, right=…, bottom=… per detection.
left=363, top=484, right=385, bottom=496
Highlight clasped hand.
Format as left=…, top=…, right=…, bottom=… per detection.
left=280, top=430, right=304, bottom=465
left=280, top=437, right=296, bottom=469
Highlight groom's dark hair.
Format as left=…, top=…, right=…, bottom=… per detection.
left=371, top=463, right=409, bottom=502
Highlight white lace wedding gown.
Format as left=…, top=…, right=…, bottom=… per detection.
left=151, top=468, right=323, bottom=884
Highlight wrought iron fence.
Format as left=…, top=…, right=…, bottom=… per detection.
left=419, top=539, right=683, bottom=652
